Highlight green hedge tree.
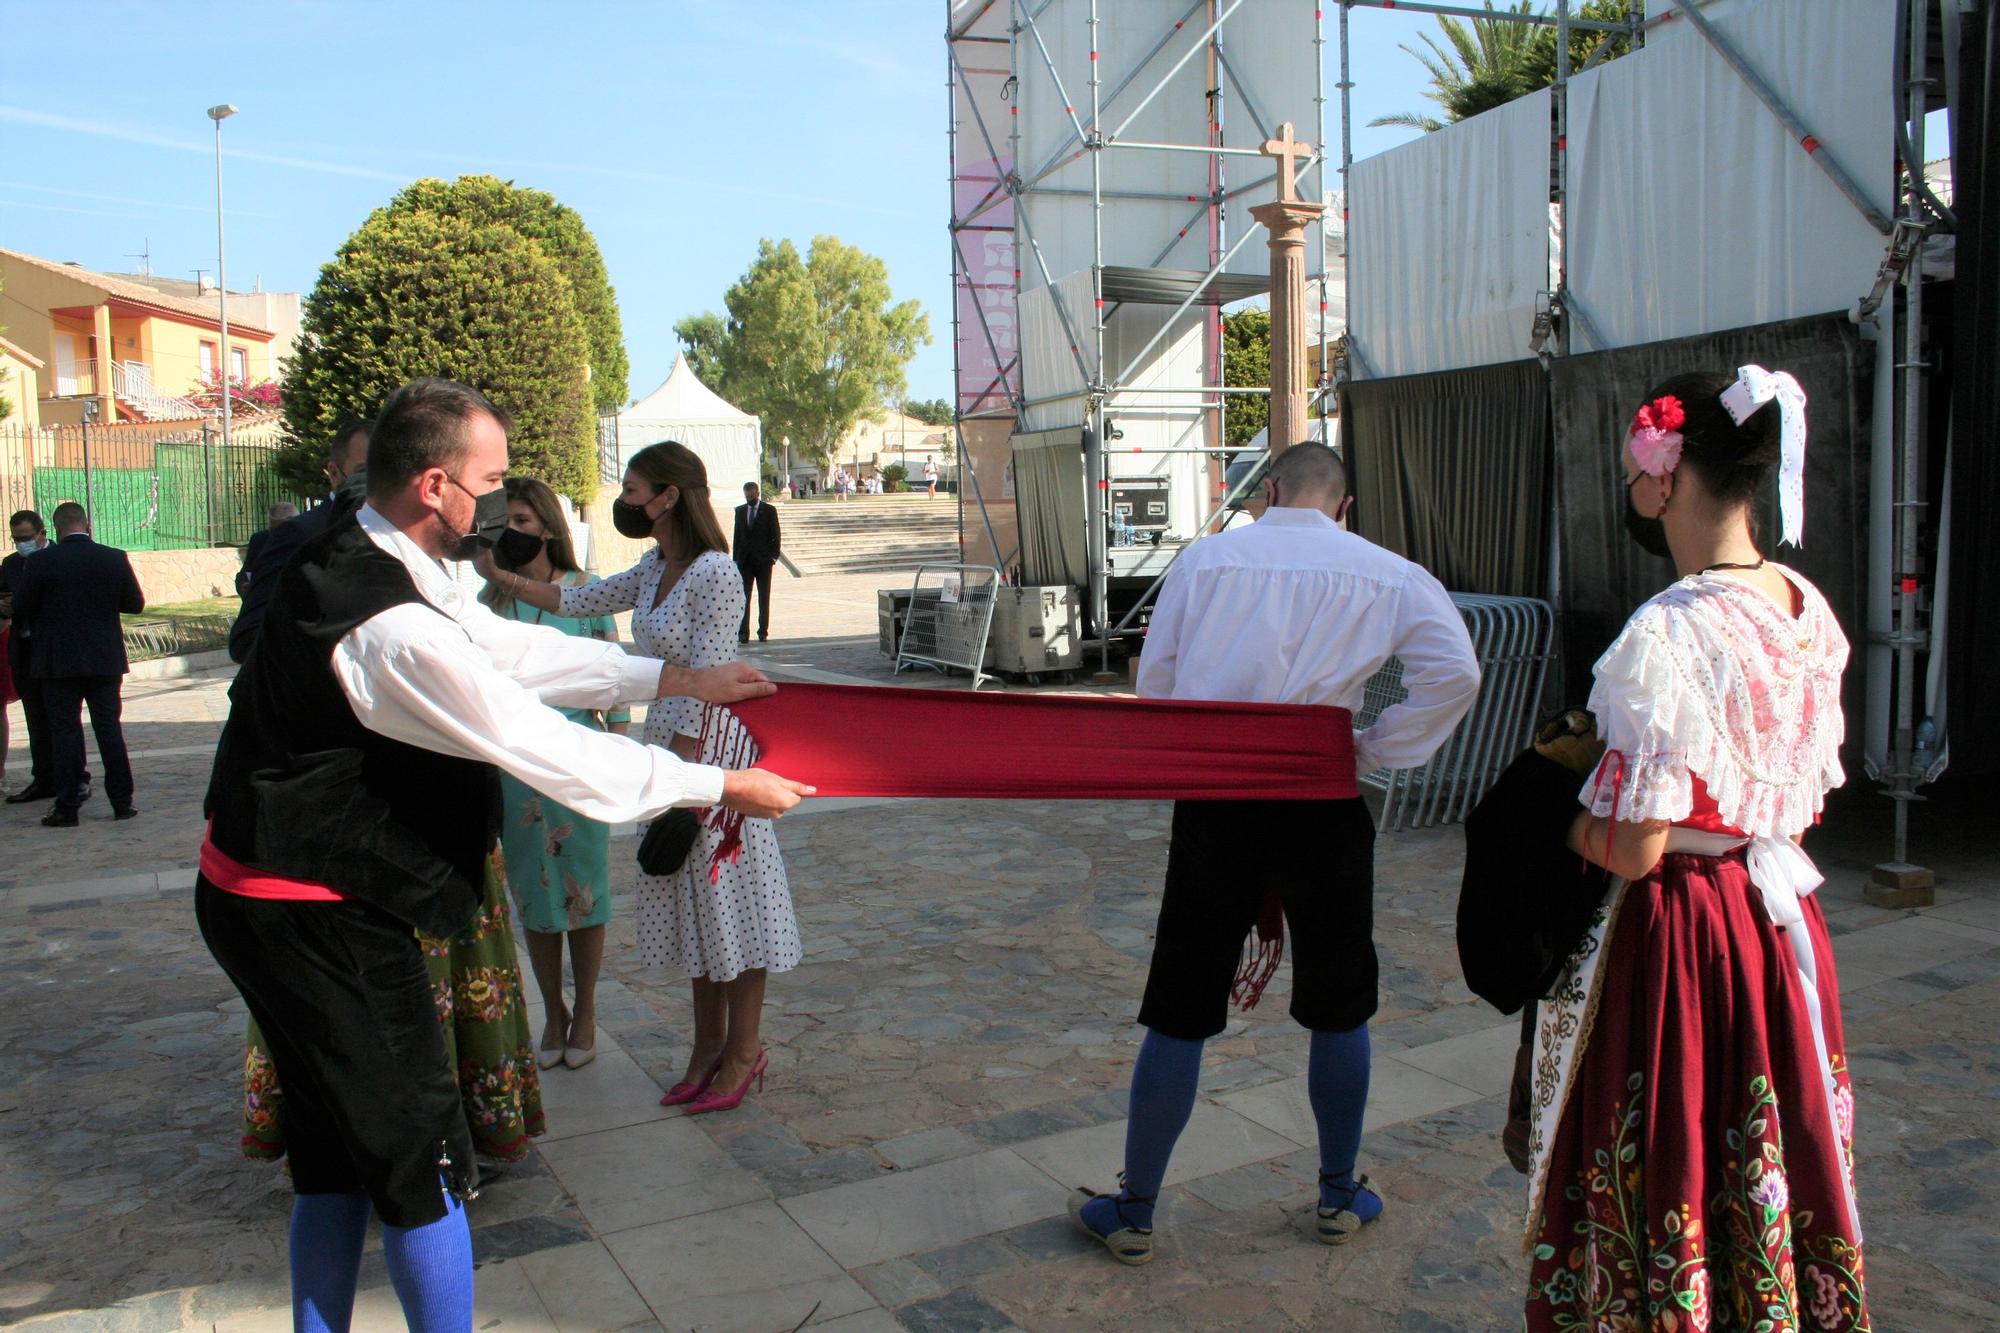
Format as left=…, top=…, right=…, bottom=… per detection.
left=1222, top=307, right=1271, bottom=448
left=278, top=208, right=596, bottom=502
left=385, top=176, right=629, bottom=414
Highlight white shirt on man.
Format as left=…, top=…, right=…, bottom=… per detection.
left=327, top=504, right=727, bottom=822
left=1136, top=506, right=1481, bottom=775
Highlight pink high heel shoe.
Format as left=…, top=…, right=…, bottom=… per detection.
left=659, top=1056, right=724, bottom=1108
left=685, top=1050, right=769, bottom=1116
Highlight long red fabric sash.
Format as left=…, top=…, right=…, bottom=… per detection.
left=726, top=683, right=1357, bottom=801
left=721, top=683, right=1355, bottom=1012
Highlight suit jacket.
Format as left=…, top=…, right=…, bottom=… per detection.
left=15, top=533, right=146, bottom=679
left=0, top=545, right=42, bottom=669
left=733, top=500, right=781, bottom=567
left=229, top=495, right=346, bottom=662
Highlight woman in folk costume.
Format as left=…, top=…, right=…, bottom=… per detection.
left=1524, top=368, right=1865, bottom=1331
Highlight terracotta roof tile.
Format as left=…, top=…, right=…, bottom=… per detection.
left=0, top=246, right=274, bottom=337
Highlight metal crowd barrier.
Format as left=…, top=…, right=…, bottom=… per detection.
left=1356, top=594, right=1557, bottom=831
left=894, top=563, right=1002, bottom=690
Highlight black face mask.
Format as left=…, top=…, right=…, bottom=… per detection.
left=444, top=477, right=511, bottom=561
left=494, top=526, right=545, bottom=568
left=1622, top=504, right=1673, bottom=560
left=611, top=491, right=662, bottom=539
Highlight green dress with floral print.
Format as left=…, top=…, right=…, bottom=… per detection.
left=493, top=571, right=626, bottom=934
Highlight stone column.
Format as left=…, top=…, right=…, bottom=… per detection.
left=1249, top=198, right=1325, bottom=460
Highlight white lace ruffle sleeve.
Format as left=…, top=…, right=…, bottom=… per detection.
left=1579, top=570, right=1847, bottom=840
left=1581, top=601, right=1696, bottom=826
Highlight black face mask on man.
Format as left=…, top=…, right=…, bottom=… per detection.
left=443, top=476, right=511, bottom=561
left=611, top=488, right=665, bottom=539
left=494, top=526, right=545, bottom=568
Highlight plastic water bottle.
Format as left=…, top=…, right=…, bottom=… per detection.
left=1913, top=718, right=1937, bottom=775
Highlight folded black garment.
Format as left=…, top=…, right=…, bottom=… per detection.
left=1457, top=747, right=1614, bottom=1015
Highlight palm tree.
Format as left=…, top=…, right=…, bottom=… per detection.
left=1368, top=1, right=1547, bottom=132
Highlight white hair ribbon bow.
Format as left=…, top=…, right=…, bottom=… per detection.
left=1719, top=365, right=1809, bottom=547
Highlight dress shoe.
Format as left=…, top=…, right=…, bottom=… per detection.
left=660, top=1055, right=724, bottom=1107
left=5, top=783, right=53, bottom=804
left=40, top=809, right=79, bottom=828
left=112, top=807, right=139, bottom=821
left=685, top=1049, right=769, bottom=1116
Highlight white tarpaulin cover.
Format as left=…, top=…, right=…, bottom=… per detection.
left=1019, top=268, right=1210, bottom=539
left=1566, top=0, right=1894, bottom=350
left=1348, top=88, right=1554, bottom=379
left=1015, top=0, right=1320, bottom=286
left=611, top=354, right=763, bottom=498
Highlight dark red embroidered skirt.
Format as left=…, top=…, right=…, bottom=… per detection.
left=1526, top=849, right=1869, bottom=1331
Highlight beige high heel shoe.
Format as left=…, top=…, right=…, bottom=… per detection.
left=537, top=1012, right=569, bottom=1071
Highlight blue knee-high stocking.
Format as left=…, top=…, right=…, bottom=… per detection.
left=1081, top=1029, right=1204, bottom=1235
left=380, top=1187, right=474, bottom=1333
left=290, top=1191, right=371, bottom=1333
left=1309, top=1024, right=1382, bottom=1220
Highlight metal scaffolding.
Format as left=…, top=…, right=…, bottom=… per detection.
left=947, top=0, right=1327, bottom=671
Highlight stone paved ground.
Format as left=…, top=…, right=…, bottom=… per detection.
left=2, top=566, right=1997, bottom=1331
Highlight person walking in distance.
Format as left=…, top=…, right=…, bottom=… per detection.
left=733, top=480, right=781, bottom=644
left=14, top=502, right=144, bottom=827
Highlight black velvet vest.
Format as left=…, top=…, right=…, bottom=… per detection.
left=204, top=513, right=498, bottom=937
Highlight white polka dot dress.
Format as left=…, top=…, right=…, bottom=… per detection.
left=559, top=548, right=802, bottom=982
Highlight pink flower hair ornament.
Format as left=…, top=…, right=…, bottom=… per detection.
left=1627, top=395, right=1686, bottom=476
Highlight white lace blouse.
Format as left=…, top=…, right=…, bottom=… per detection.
left=1581, top=566, right=1848, bottom=840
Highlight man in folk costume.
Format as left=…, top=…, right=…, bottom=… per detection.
left=1071, top=442, right=1481, bottom=1264
left=1525, top=370, right=1866, bottom=1330
left=197, top=379, right=811, bottom=1332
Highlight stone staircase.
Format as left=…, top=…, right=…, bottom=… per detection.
left=777, top=493, right=962, bottom=574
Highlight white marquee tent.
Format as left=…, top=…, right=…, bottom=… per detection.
left=609, top=354, right=763, bottom=498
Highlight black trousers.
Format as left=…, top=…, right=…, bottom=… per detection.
left=9, top=633, right=54, bottom=789
left=196, top=880, right=475, bottom=1225
left=738, top=560, right=773, bottom=639
left=1137, top=798, right=1378, bottom=1040
left=44, top=675, right=130, bottom=814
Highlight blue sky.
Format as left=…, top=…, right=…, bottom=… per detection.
left=1, top=2, right=1438, bottom=405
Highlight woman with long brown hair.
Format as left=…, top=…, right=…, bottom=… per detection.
left=482, top=476, right=629, bottom=1071
left=494, top=442, right=800, bottom=1114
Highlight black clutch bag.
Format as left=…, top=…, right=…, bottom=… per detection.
left=637, top=808, right=702, bottom=876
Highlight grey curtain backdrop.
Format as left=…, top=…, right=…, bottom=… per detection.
left=1011, top=426, right=1090, bottom=589
left=1549, top=313, right=1870, bottom=708
left=1341, top=359, right=1553, bottom=600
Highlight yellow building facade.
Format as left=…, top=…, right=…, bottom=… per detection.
left=1, top=247, right=273, bottom=426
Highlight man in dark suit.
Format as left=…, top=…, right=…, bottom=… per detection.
left=235, top=502, right=299, bottom=599
left=229, top=419, right=372, bottom=662
left=3, top=507, right=79, bottom=804
left=733, top=480, right=781, bottom=643
left=16, top=502, right=146, bottom=826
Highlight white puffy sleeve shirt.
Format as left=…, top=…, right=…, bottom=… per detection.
left=328, top=505, right=725, bottom=822
left=1136, top=506, right=1481, bottom=775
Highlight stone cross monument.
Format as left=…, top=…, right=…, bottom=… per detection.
left=1248, top=122, right=1325, bottom=461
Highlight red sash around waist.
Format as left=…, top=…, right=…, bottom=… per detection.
left=729, top=683, right=1358, bottom=801
left=199, top=823, right=346, bottom=902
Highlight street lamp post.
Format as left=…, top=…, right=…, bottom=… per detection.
left=207, top=104, right=237, bottom=457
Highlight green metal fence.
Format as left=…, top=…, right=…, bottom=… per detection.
left=5, top=424, right=300, bottom=552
